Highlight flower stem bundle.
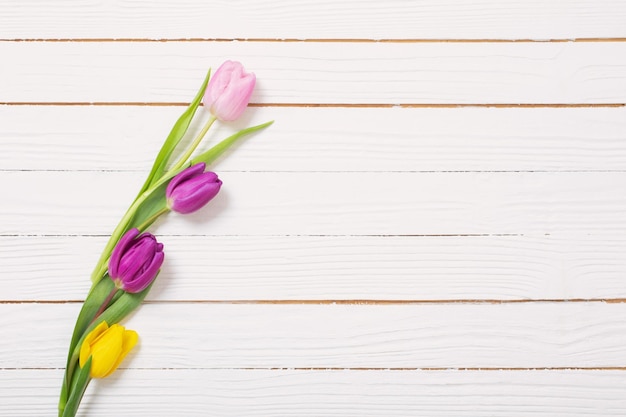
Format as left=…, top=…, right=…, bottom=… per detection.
left=58, top=61, right=272, bottom=417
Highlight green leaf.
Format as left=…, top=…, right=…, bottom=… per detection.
left=90, top=68, right=211, bottom=283
left=62, top=279, right=155, bottom=415
left=90, top=71, right=212, bottom=285
left=71, top=279, right=156, bottom=360
left=191, top=120, right=274, bottom=166
left=127, top=182, right=169, bottom=231
left=138, top=68, right=211, bottom=195
left=59, top=277, right=114, bottom=414
left=60, top=357, right=91, bottom=417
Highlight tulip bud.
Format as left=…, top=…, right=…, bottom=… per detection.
left=203, top=60, right=256, bottom=121
left=166, top=162, right=222, bottom=214
left=108, top=228, right=164, bottom=293
left=79, top=321, right=138, bottom=378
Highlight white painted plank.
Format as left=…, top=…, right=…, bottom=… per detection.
left=6, top=302, right=626, bottom=368
left=3, top=235, right=626, bottom=301
left=2, top=0, right=626, bottom=39
left=2, top=42, right=626, bottom=103
left=2, top=106, right=626, bottom=172
left=4, top=369, right=626, bottom=416
left=1, top=171, right=625, bottom=236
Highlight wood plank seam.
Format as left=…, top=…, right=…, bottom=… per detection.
left=3, top=299, right=626, bottom=304
left=3, top=38, right=626, bottom=43
left=5, top=366, right=626, bottom=371
left=1, top=102, right=624, bottom=107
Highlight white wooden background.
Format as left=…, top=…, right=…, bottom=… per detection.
left=2, top=1, right=626, bottom=415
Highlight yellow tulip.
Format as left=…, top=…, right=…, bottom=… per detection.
left=79, top=321, right=138, bottom=378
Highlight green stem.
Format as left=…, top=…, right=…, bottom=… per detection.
left=89, top=194, right=150, bottom=283
left=89, top=117, right=264, bottom=285
left=90, top=287, right=119, bottom=326
left=138, top=67, right=211, bottom=195
left=92, top=261, right=109, bottom=286
left=191, top=120, right=274, bottom=166
left=89, top=169, right=183, bottom=284
left=61, top=357, right=92, bottom=417
left=59, top=276, right=114, bottom=415
left=136, top=207, right=171, bottom=232
left=90, top=116, right=217, bottom=283
left=169, top=115, right=217, bottom=173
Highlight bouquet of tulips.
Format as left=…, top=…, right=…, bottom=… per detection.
left=57, top=61, right=272, bottom=417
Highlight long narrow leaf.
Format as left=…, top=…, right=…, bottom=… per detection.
left=138, top=68, right=211, bottom=195
left=191, top=120, right=274, bottom=166
left=125, top=182, right=169, bottom=232
left=60, top=357, right=91, bottom=417
left=70, top=279, right=156, bottom=360
left=59, top=277, right=114, bottom=414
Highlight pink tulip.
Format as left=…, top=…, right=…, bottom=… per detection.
left=203, top=60, right=256, bottom=121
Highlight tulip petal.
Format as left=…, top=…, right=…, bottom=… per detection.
left=108, top=229, right=163, bottom=293
left=212, top=73, right=255, bottom=121
left=170, top=174, right=222, bottom=214
left=89, top=324, right=125, bottom=378
left=104, top=329, right=139, bottom=378
left=79, top=321, right=109, bottom=368
left=166, top=162, right=206, bottom=199
left=126, top=251, right=164, bottom=293
left=204, top=60, right=236, bottom=104
left=108, top=228, right=140, bottom=278
left=203, top=60, right=255, bottom=121
left=117, top=235, right=158, bottom=282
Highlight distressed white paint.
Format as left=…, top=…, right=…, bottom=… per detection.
left=2, top=171, right=626, bottom=236
left=1, top=0, right=626, bottom=39
left=4, top=369, right=626, bottom=416
left=2, top=1, right=626, bottom=415
left=1, top=106, right=626, bottom=172
left=5, top=302, right=626, bottom=369
left=2, top=42, right=626, bottom=103
left=3, top=234, right=626, bottom=301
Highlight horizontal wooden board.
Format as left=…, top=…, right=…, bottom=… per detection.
left=5, top=302, right=626, bottom=369
left=4, top=369, right=626, bottom=416
left=3, top=235, right=626, bottom=301
left=6, top=2, right=625, bottom=415
left=2, top=1, right=626, bottom=39
left=2, top=42, right=626, bottom=103
left=2, top=106, right=626, bottom=172
left=1, top=171, right=625, bottom=236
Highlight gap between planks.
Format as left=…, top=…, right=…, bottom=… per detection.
left=1, top=102, right=624, bottom=108
left=3, top=37, right=626, bottom=43
left=5, top=366, right=626, bottom=371
left=0, top=233, right=525, bottom=237
left=3, top=170, right=626, bottom=174
left=4, top=299, right=626, bottom=305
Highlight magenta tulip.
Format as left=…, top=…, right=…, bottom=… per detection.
left=108, top=228, right=164, bottom=293
left=203, top=60, right=256, bottom=121
left=166, top=162, right=222, bottom=214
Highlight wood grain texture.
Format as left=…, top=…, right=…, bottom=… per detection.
left=2, top=106, right=626, bottom=172
left=1, top=171, right=625, bottom=236
left=3, top=235, right=626, bottom=301
left=2, top=42, right=626, bottom=103
left=2, top=0, right=626, bottom=39
left=6, top=302, right=626, bottom=369
left=3, top=1, right=626, bottom=414
left=4, top=369, right=626, bottom=416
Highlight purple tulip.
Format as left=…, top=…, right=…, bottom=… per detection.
left=203, top=60, right=256, bottom=121
left=108, top=228, right=164, bottom=293
left=166, top=162, right=222, bottom=214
